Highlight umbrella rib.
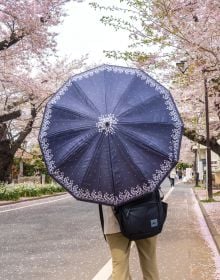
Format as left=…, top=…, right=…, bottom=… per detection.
left=112, top=75, right=137, bottom=115
left=107, top=134, right=116, bottom=199
left=119, top=127, right=170, bottom=159
left=47, top=125, right=95, bottom=138
left=115, top=134, right=147, bottom=181
left=117, top=95, right=159, bottom=118
left=52, top=105, right=97, bottom=121
left=55, top=129, right=98, bottom=169
left=80, top=133, right=105, bottom=187
left=72, top=82, right=101, bottom=115
left=119, top=121, right=175, bottom=126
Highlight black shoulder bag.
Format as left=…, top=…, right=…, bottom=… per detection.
left=113, top=189, right=168, bottom=240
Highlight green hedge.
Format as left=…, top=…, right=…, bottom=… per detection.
left=0, top=183, right=65, bottom=201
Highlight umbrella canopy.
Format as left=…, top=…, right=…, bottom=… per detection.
left=39, top=65, right=183, bottom=206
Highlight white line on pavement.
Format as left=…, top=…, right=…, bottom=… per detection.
left=92, top=185, right=175, bottom=280
left=91, top=259, right=112, bottom=280
left=0, top=195, right=71, bottom=214
left=164, top=186, right=174, bottom=201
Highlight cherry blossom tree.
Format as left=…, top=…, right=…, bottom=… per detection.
left=91, top=0, right=220, bottom=155
left=0, top=0, right=87, bottom=182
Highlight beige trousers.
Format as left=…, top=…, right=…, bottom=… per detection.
left=106, top=232, right=160, bottom=280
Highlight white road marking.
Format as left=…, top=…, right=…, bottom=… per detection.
left=164, top=186, right=174, bottom=201
left=92, top=185, right=175, bottom=280
left=0, top=195, right=71, bottom=214
left=91, top=259, right=112, bottom=280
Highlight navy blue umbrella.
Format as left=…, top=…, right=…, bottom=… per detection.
left=39, top=65, right=183, bottom=206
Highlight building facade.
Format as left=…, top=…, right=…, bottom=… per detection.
left=192, top=144, right=220, bottom=186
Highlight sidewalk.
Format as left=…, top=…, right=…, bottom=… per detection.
left=193, top=186, right=220, bottom=254
left=128, top=183, right=220, bottom=280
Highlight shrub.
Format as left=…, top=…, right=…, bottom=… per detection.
left=0, top=183, right=65, bottom=201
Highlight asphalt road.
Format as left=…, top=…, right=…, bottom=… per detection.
left=0, top=179, right=170, bottom=280
left=0, top=195, right=109, bottom=280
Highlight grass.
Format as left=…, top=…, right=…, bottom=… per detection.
left=0, top=183, right=65, bottom=201
left=194, top=184, right=206, bottom=189
left=200, top=198, right=217, bottom=203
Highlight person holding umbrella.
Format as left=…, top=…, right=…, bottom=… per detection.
left=102, top=205, right=160, bottom=280
left=39, top=65, right=183, bottom=280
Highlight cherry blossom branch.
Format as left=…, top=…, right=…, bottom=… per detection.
left=0, top=30, right=25, bottom=51
left=184, top=127, right=220, bottom=155
left=0, top=110, right=21, bottom=123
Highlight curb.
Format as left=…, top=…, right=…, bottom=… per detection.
left=193, top=188, right=220, bottom=254
left=0, top=192, right=67, bottom=207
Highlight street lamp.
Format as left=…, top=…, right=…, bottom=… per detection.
left=176, top=61, right=213, bottom=199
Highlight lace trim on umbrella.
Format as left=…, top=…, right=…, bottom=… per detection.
left=39, top=65, right=182, bottom=205
left=50, top=160, right=172, bottom=206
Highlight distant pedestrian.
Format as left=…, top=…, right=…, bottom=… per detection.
left=177, top=169, right=183, bottom=180
left=169, top=169, right=176, bottom=187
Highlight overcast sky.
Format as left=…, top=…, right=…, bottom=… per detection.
left=55, top=1, right=130, bottom=65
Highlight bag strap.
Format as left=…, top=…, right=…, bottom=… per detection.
left=98, top=204, right=106, bottom=241
left=158, top=187, right=164, bottom=200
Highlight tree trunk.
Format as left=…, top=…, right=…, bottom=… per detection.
left=0, top=107, right=36, bottom=183
left=214, top=93, right=220, bottom=125
left=0, top=140, right=14, bottom=183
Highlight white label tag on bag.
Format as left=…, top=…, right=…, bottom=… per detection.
left=150, top=219, right=158, bottom=228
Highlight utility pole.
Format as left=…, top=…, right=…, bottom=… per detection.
left=176, top=61, right=213, bottom=199
left=203, top=72, right=213, bottom=199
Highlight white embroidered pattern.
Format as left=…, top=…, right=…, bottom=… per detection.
left=39, top=65, right=183, bottom=206
left=96, top=114, right=118, bottom=135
